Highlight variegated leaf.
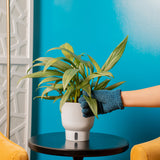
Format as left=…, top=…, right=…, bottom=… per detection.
left=82, top=84, right=91, bottom=97
left=79, top=63, right=86, bottom=78
left=41, top=84, right=63, bottom=97
left=60, top=43, right=74, bottom=60
left=83, top=95, right=98, bottom=118
left=27, top=63, right=45, bottom=73
left=63, top=69, right=79, bottom=91
left=78, top=71, right=113, bottom=89
left=34, top=95, right=62, bottom=100
left=104, top=81, right=126, bottom=90
left=87, top=54, right=101, bottom=72
left=60, top=86, right=74, bottom=111
left=94, top=79, right=110, bottom=90
left=102, top=36, right=128, bottom=71
left=18, top=70, right=63, bottom=84
left=38, top=77, right=62, bottom=87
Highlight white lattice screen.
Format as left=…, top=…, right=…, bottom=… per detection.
left=0, top=0, right=33, bottom=152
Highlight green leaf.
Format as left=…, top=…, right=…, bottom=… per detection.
left=78, top=71, right=113, bottom=89
left=47, top=43, right=74, bottom=60
left=44, top=57, right=77, bottom=72
left=94, top=79, right=110, bottom=90
left=43, top=57, right=61, bottom=72
left=83, top=95, right=98, bottom=118
left=18, top=70, right=63, bottom=84
left=91, top=81, right=96, bottom=88
left=47, top=46, right=74, bottom=60
left=60, top=43, right=74, bottom=60
left=87, top=54, right=101, bottom=72
left=79, top=63, right=86, bottom=78
left=32, top=57, right=75, bottom=72
left=54, top=84, right=63, bottom=89
left=102, top=36, right=128, bottom=71
left=28, top=58, right=75, bottom=74
left=78, top=53, right=85, bottom=58
left=54, top=79, right=62, bottom=87
left=53, top=96, right=62, bottom=103
left=85, top=65, right=89, bottom=76
left=47, top=47, right=89, bottom=66
left=82, top=84, right=91, bottom=97
left=62, top=69, right=79, bottom=91
left=33, top=57, right=51, bottom=63
left=61, top=58, right=77, bottom=68
left=104, top=81, right=126, bottom=90
left=41, top=84, right=63, bottom=97
left=41, top=87, right=54, bottom=98
left=38, top=77, right=62, bottom=87
left=39, top=84, right=63, bottom=90
left=87, top=61, right=94, bottom=74
left=52, top=61, right=74, bottom=72
left=27, top=63, right=45, bottom=73
left=60, top=86, right=74, bottom=111
left=35, top=55, right=77, bottom=69
left=34, top=95, right=62, bottom=100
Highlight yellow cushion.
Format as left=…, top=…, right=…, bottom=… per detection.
left=0, top=132, right=28, bottom=160
left=131, top=137, right=160, bottom=160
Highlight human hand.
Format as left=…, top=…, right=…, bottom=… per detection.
left=78, top=89, right=124, bottom=117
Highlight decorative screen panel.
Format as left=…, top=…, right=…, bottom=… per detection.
left=0, top=0, right=33, bottom=152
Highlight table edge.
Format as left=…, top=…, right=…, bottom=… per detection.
left=28, top=132, right=129, bottom=157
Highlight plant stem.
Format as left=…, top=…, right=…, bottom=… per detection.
left=74, top=73, right=79, bottom=103
left=74, top=89, right=77, bottom=102
left=94, top=77, right=100, bottom=89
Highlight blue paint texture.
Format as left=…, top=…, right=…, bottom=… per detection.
left=32, top=0, right=160, bottom=159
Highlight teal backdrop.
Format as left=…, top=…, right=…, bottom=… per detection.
left=32, top=0, right=160, bottom=160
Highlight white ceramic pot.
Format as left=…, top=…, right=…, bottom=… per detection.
left=61, top=102, right=95, bottom=141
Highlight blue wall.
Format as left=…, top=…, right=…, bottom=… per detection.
left=32, top=0, right=160, bottom=160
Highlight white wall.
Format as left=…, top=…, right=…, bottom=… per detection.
left=0, top=0, right=33, bottom=152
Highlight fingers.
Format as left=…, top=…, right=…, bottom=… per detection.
left=78, top=97, right=89, bottom=108
left=78, top=97, right=85, bottom=103
left=82, top=108, right=94, bottom=118
left=78, top=96, right=94, bottom=118
left=81, top=101, right=89, bottom=109
left=93, top=90, right=109, bottom=103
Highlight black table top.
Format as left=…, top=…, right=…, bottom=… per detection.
left=28, top=132, right=129, bottom=157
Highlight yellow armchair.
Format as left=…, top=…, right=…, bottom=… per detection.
left=0, top=132, right=28, bottom=160
left=131, top=137, right=160, bottom=160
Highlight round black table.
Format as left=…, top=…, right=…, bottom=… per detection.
left=28, top=132, right=129, bottom=160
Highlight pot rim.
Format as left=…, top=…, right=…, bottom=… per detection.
left=65, top=102, right=80, bottom=105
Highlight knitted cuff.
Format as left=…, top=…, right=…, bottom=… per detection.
left=102, top=89, right=124, bottom=113
left=114, top=89, right=124, bottom=110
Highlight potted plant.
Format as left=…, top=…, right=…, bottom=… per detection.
left=19, top=36, right=128, bottom=141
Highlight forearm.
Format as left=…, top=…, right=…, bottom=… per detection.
left=121, top=85, right=160, bottom=107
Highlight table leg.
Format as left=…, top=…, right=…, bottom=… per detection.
left=73, top=157, right=83, bottom=160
